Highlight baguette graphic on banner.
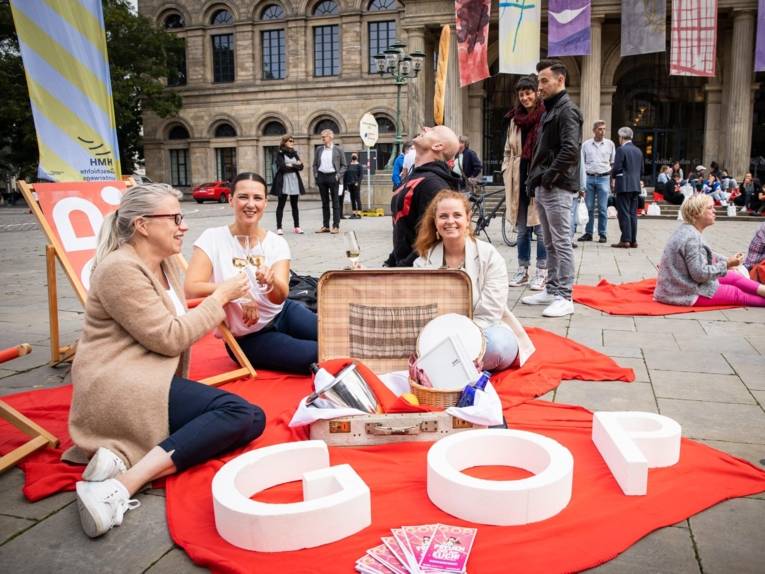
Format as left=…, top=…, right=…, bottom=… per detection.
left=10, top=0, right=122, bottom=181
left=499, top=0, right=541, bottom=75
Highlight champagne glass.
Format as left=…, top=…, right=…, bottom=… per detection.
left=248, top=236, right=273, bottom=294
left=232, top=235, right=253, bottom=303
left=344, top=230, right=361, bottom=268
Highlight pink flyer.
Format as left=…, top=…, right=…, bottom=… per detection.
left=419, top=524, right=477, bottom=573
left=367, top=543, right=408, bottom=574
left=402, top=523, right=438, bottom=566
left=356, top=553, right=396, bottom=574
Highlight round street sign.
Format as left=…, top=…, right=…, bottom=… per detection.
left=359, top=113, right=379, bottom=147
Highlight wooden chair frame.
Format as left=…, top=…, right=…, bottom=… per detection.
left=0, top=344, right=59, bottom=474
left=17, top=181, right=256, bottom=386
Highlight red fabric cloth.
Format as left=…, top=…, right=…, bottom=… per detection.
left=573, top=278, right=736, bottom=315
left=166, top=399, right=765, bottom=574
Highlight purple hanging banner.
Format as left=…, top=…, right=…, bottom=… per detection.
left=548, top=0, right=592, bottom=57
left=756, top=0, right=765, bottom=71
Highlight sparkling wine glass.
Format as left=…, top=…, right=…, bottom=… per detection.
left=344, top=230, right=361, bottom=268
left=248, top=236, right=273, bottom=294
left=232, top=235, right=254, bottom=303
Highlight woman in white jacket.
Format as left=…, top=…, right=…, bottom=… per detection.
left=414, top=190, right=535, bottom=370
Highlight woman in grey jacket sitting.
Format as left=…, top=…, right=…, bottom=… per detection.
left=413, top=190, right=535, bottom=370
left=654, top=194, right=765, bottom=307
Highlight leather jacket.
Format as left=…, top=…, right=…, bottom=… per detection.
left=527, top=91, right=583, bottom=193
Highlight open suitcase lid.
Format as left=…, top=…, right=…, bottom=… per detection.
left=317, top=269, right=473, bottom=374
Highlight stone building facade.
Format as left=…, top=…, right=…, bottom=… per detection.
left=138, top=0, right=762, bottom=191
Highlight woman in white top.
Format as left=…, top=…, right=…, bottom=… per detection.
left=413, top=190, right=535, bottom=371
left=186, top=172, right=317, bottom=374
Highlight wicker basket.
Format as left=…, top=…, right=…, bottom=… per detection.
left=409, top=379, right=462, bottom=409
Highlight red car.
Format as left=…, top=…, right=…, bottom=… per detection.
left=192, top=181, right=230, bottom=203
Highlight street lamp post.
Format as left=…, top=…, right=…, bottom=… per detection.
left=373, top=41, right=425, bottom=165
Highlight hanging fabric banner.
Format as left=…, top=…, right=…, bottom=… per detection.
left=455, top=0, right=491, bottom=87
left=756, top=0, right=765, bottom=71
left=548, top=0, right=591, bottom=57
left=621, top=0, right=666, bottom=57
left=499, top=0, right=541, bottom=75
left=669, top=0, right=718, bottom=77
left=10, top=0, right=122, bottom=181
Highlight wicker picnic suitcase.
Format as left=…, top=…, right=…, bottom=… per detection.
left=311, top=269, right=483, bottom=446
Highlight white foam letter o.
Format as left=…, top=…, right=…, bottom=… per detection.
left=212, top=440, right=370, bottom=552
left=427, top=429, right=573, bottom=525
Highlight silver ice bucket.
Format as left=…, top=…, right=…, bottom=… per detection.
left=306, top=363, right=380, bottom=413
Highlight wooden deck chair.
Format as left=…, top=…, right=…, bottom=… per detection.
left=0, top=344, right=59, bottom=474
left=17, top=180, right=255, bottom=386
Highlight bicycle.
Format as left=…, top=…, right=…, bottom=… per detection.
left=466, top=184, right=517, bottom=247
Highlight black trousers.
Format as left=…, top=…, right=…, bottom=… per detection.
left=158, top=376, right=265, bottom=471
left=276, top=194, right=300, bottom=228
left=346, top=183, right=362, bottom=211
left=616, top=192, right=639, bottom=244
left=316, top=172, right=340, bottom=228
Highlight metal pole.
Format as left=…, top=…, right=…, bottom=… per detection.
left=366, top=144, right=372, bottom=210
left=395, top=80, right=403, bottom=159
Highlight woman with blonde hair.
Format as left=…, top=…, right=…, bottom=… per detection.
left=414, top=190, right=535, bottom=370
left=68, top=184, right=266, bottom=538
left=654, top=193, right=765, bottom=307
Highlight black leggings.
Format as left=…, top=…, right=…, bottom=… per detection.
left=276, top=194, right=300, bottom=228
left=158, top=376, right=265, bottom=471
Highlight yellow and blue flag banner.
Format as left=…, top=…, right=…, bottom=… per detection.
left=10, top=0, right=121, bottom=181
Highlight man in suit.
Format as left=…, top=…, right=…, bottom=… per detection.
left=611, top=127, right=643, bottom=248
left=312, top=128, right=347, bottom=233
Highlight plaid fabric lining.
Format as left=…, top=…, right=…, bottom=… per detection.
left=670, top=0, right=718, bottom=77
left=348, top=303, right=438, bottom=359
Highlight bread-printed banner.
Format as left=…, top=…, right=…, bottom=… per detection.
left=454, top=0, right=491, bottom=87
left=434, top=25, right=450, bottom=125
left=498, top=0, right=541, bottom=75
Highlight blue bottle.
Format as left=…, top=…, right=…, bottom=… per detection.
left=456, top=371, right=491, bottom=408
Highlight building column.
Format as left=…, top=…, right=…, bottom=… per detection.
left=185, top=30, right=206, bottom=85
left=726, top=9, right=756, bottom=178
left=404, top=26, right=426, bottom=138
left=287, top=20, right=308, bottom=83
left=579, top=17, right=603, bottom=135
left=444, top=25, right=464, bottom=134
left=341, top=14, right=362, bottom=79
left=703, top=83, right=722, bottom=167
left=189, top=140, right=211, bottom=188
left=600, top=86, right=616, bottom=131
left=235, top=25, right=254, bottom=82
left=467, top=84, right=484, bottom=158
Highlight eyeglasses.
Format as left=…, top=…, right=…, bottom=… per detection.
left=287, top=139, right=294, bottom=143
left=143, top=213, right=184, bottom=225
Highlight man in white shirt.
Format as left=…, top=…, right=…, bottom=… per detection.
left=401, top=143, right=416, bottom=180
left=312, top=129, right=347, bottom=233
left=579, top=120, right=615, bottom=243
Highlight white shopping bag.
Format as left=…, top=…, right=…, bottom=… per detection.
left=647, top=202, right=661, bottom=216
left=607, top=205, right=618, bottom=219
left=337, top=183, right=344, bottom=197
left=576, top=197, right=589, bottom=227
left=726, top=204, right=737, bottom=217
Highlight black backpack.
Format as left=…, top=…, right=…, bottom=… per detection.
left=288, top=270, right=318, bottom=312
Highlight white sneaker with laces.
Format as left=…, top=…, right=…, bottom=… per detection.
left=508, top=267, right=529, bottom=287
left=83, top=447, right=127, bottom=482
left=529, top=268, right=547, bottom=291
left=521, top=289, right=557, bottom=306
left=76, top=479, right=140, bottom=538
left=542, top=296, right=575, bottom=317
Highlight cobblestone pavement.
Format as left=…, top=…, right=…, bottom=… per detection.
left=1, top=200, right=763, bottom=573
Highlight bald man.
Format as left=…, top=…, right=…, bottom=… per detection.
left=386, top=125, right=461, bottom=267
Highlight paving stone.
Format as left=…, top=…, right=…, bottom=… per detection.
left=555, top=381, right=656, bottom=413
left=645, top=350, right=733, bottom=375
left=0, top=492, right=173, bottom=573
left=585, top=525, right=699, bottom=574
left=517, top=317, right=568, bottom=335
left=612, top=357, right=649, bottom=382
left=0, top=469, right=74, bottom=520
left=566, top=328, right=603, bottom=348
left=721, top=307, right=765, bottom=323
left=145, top=547, right=207, bottom=573
left=657, top=399, right=765, bottom=443
left=650, top=371, right=756, bottom=404
left=603, top=330, right=678, bottom=351
left=746, top=336, right=765, bottom=354
left=666, top=310, right=729, bottom=322
left=569, top=315, right=636, bottom=332
left=690, top=498, right=765, bottom=574
left=723, top=353, right=765, bottom=390
left=676, top=335, right=757, bottom=353
left=699, top=440, right=765, bottom=471
left=700, top=321, right=765, bottom=338
left=751, top=390, right=765, bottom=408
left=0, top=514, right=35, bottom=545
left=634, top=316, right=705, bottom=335
left=596, top=345, right=644, bottom=359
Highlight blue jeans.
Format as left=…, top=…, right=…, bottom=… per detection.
left=585, top=175, right=610, bottom=237
left=516, top=192, right=547, bottom=268
left=482, top=323, right=519, bottom=372
left=230, top=299, right=318, bottom=374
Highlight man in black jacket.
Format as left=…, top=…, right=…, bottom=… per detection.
left=386, top=125, right=460, bottom=267
left=522, top=59, right=583, bottom=318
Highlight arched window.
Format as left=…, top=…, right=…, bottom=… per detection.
left=262, top=120, right=287, bottom=135
left=261, top=4, right=285, bottom=20
left=313, top=1, right=339, bottom=16
left=368, top=0, right=401, bottom=11
left=164, top=13, right=185, bottom=29
left=210, top=9, right=234, bottom=26
left=374, top=115, right=396, bottom=133
left=214, top=123, right=237, bottom=138
left=168, top=125, right=190, bottom=139
left=313, top=118, right=340, bottom=134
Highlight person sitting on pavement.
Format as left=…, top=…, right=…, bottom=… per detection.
left=736, top=173, right=760, bottom=212
left=186, top=172, right=318, bottom=374
left=744, top=222, right=765, bottom=277
left=702, top=173, right=728, bottom=204
left=654, top=194, right=765, bottom=308
left=385, top=125, right=460, bottom=267
left=662, top=172, right=686, bottom=205
left=413, top=190, right=534, bottom=370
left=68, top=183, right=265, bottom=538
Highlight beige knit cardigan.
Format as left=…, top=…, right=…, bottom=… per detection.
left=64, top=244, right=225, bottom=468
left=502, top=118, right=540, bottom=228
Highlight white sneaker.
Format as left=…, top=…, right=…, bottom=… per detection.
left=521, top=289, right=557, bottom=305
left=76, top=479, right=140, bottom=538
left=82, top=447, right=127, bottom=482
left=740, top=206, right=747, bottom=213
left=542, top=296, right=575, bottom=317
left=509, top=267, right=529, bottom=287
left=529, top=268, right=547, bottom=291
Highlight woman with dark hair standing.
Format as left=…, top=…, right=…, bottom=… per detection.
left=270, top=134, right=305, bottom=235
left=503, top=74, right=547, bottom=290
left=186, top=172, right=317, bottom=374
left=342, top=153, right=363, bottom=219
